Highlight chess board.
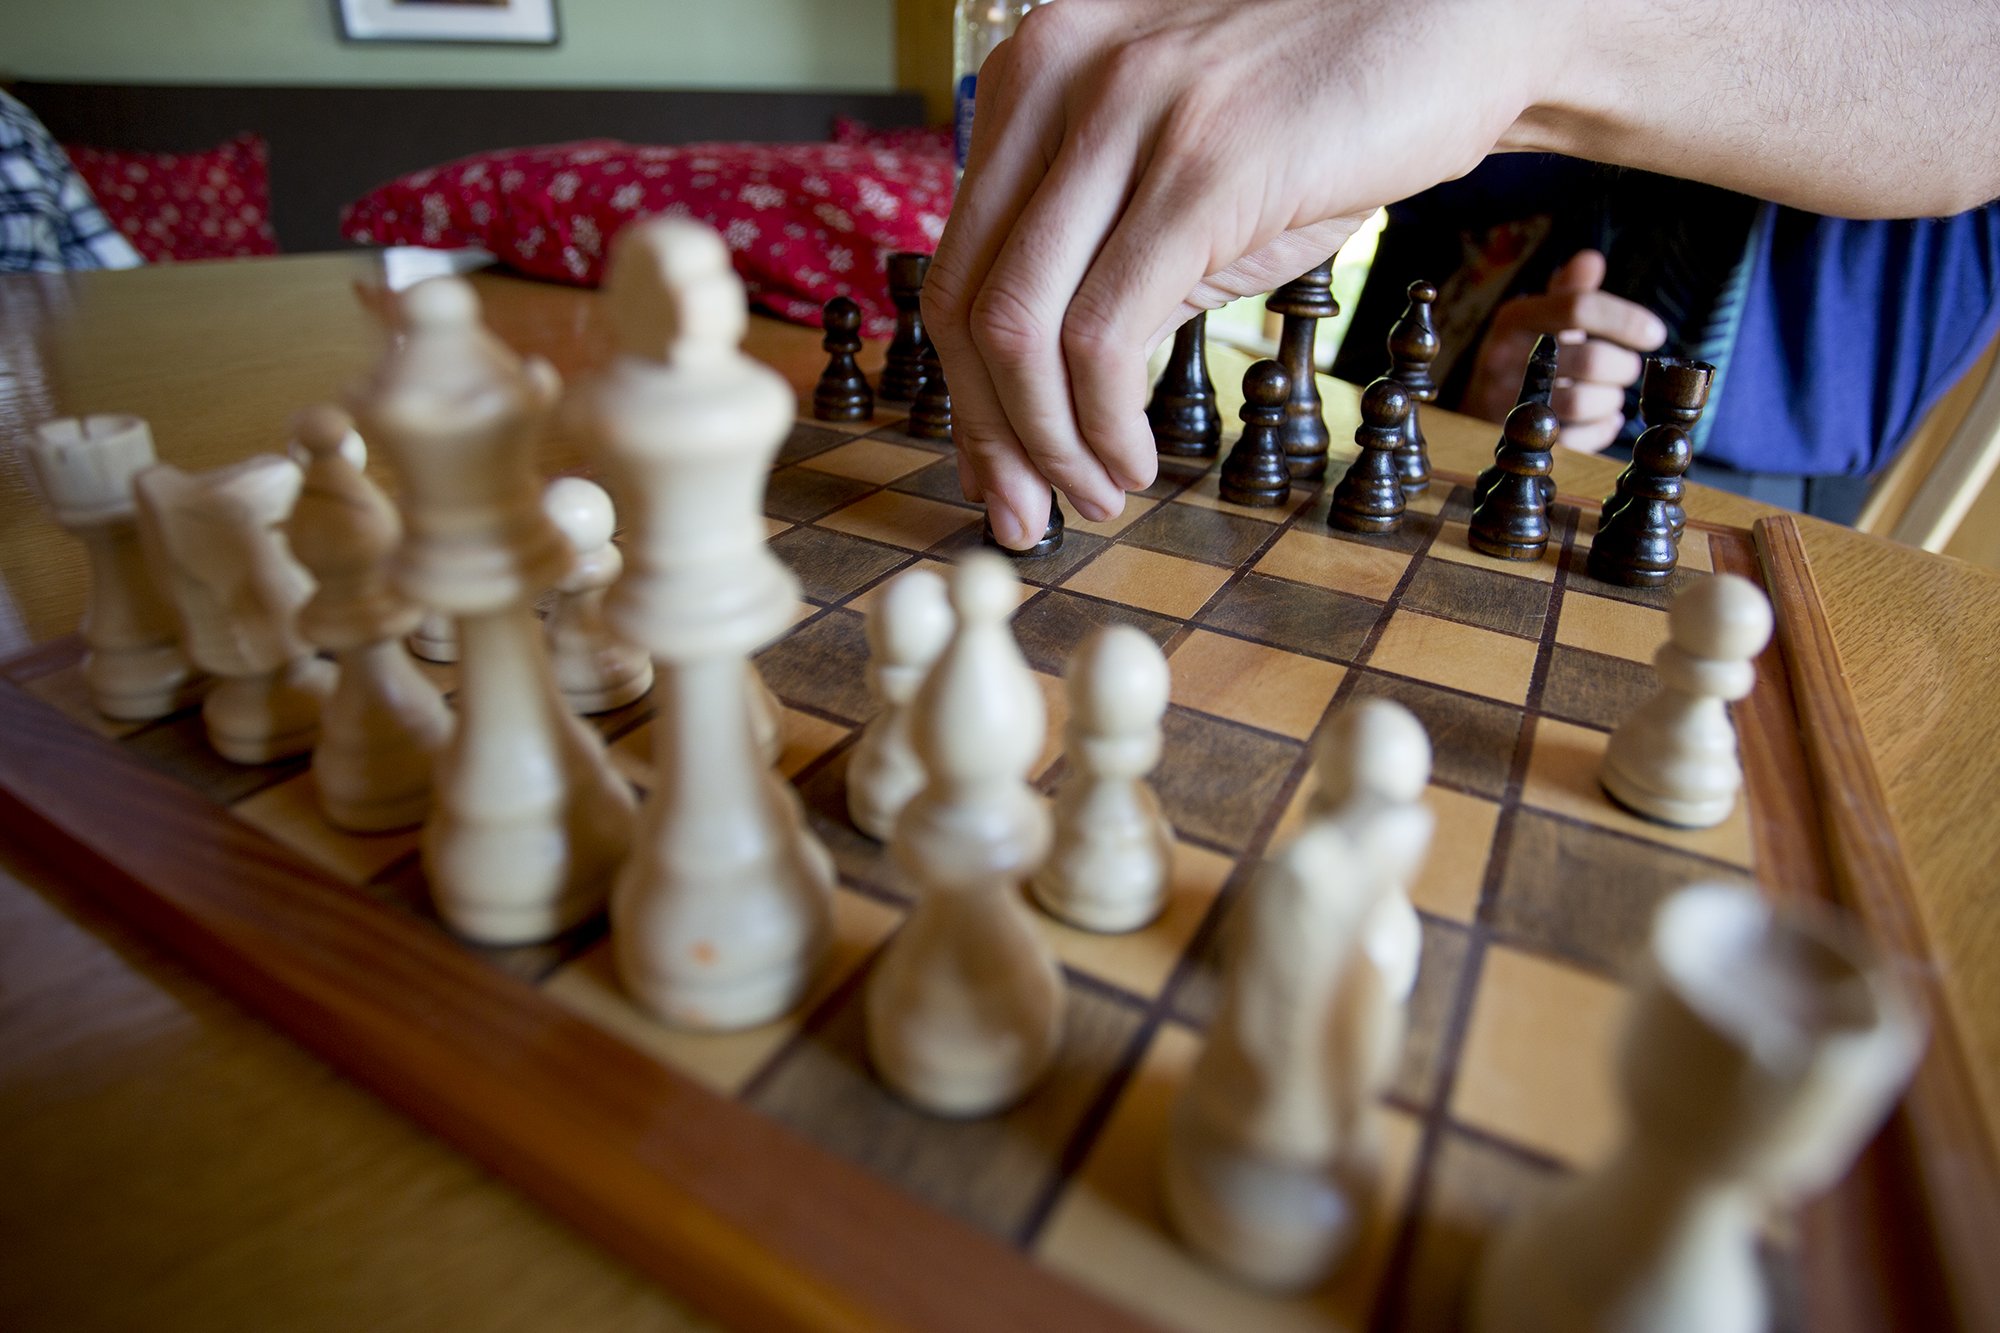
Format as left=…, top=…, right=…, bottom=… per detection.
left=0, top=397, right=1981, bottom=1333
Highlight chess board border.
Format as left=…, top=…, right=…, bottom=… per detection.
left=0, top=502, right=1987, bottom=1333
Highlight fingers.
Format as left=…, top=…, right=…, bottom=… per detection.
left=923, top=23, right=1076, bottom=547
left=970, top=127, right=1147, bottom=514
left=1558, top=337, right=1644, bottom=388
left=1546, top=247, right=1608, bottom=294
left=1552, top=379, right=1627, bottom=422
left=1494, top=287, right=1668, bottom=352
left=1558, top=415, right=1625, bottom=454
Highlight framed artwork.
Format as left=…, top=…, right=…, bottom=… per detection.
left=333, top=0, right=561, bottom=46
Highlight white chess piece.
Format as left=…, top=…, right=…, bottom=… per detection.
left=408, top=611, right=459, bottom=664
left=353, top=274, right=635, bottom=944
left=866, top=554, right=1065, bottom=1117
left=1031, top=624, right=1174, bottom=932
left=134, top=455, right=335, bottom=762
left=1601, top=573, right=1773, bottom=828
left=25, top=415, right=195, bottom=719
left=747, top=662, right=783, bottom=769
left=1160, top=790, right=1431, bottom=1291
left=285, top=404, right=451, bottom=831
left=1307, top=698, right=1435, bottom=1003
left=847, top=566, right=953, bottom=840
left=583, top=217, right=834, bottom=1031
left=1472, top=883, right=1925, bottom=1333
left=542, top=475, right=654, bottom=715
left=286, top=410, right=366, bottom=471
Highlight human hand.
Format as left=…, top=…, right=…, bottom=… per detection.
left=923, top=0, right=1559, bottom=548
left=1461, top=249, right=1667, bottom=454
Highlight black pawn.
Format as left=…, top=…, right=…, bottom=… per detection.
left=1267, top=257, right=1339, bottom=478
left=812, top=296, right=873, bottom=423
left=982, top=490, right=1065, bottom=558
left=1329, top=377, right=1413, bottom=534
left=1468, top=401, right=1558, bottom=561
left=1386, top=280, right=1441, bottom=495
left=879, top=251, right=930, bottom=403
left=1147, top=312, right=1222, bottom=459
left=907, top=341, right=952, bottom=441
left=1588, top=358, right=1713, bottom=586
left=1477, top=333, right=1560, bottom=506
left=1219, top=360, right=1292, bottom=507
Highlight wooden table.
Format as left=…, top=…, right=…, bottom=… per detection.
left=2, top=255, right=1995, bottom=1331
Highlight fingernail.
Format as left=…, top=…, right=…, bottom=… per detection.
left=991, top=504, right=1027, bottom=549
left=1079, top=497, right=1117, bottom=524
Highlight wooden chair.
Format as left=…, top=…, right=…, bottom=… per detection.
left=1856, top=331, right=2000, bottom=566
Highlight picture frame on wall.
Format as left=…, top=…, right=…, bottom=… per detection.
left=333, top=0, right=561, bottom=46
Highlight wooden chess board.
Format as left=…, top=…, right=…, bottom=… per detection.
left=0, top=397, right=1983, bottom=1332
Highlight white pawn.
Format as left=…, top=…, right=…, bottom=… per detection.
left=584, top=217, right=834, bottom=1031
left=847, top=567, right=953, bottom=840
left=408, top=611, right=459, bottom=664
left=286, top=405, right=452, bottom=831
left=25, top=415, right=195, bottom=719
left=354, top=274, right=635, bottom=944
left=135, top=455, right=335, bottom=763
left=747, top=662, right=783, bottom=769
left=542, top=475, right=654, bottom=715
left=1307, top=698, right=1435, bottom=1003
left=1031, top=624, right=1174, bottom=933
left=866, top=554, right=1065, bottom=1117
left=1472, top=884, right=1925, bottom=1333
left=1161, top=795, right=1430, bottom=1291
left=1601, top=573, right=1773, bottom=829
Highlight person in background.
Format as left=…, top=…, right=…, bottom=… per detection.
left=922, top=0, right=2000, bottom=548
left=0, top=88, right=141, bottom=274
left=1331, top=155, right=2000, bottom=524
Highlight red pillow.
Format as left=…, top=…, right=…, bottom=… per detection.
left=343, top=141, right=954, bottom=338
left=64, top=133, right=278, bottom=263
left=341, top=139, right=625, bottom=253
left=830, top=116, right=954, bottom=161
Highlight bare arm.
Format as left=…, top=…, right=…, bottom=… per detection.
left=927, top=0, right=2000, bottom=547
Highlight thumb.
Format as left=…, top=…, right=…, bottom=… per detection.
left=1548, top=248, right=1607, bottom=295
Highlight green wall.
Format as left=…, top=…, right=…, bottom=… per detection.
left=2, top=0, right=896, bottom=90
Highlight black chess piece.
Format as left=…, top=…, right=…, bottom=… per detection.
left=1219, top=360, right=1292, bottom=507
left=1588, top=357, right=1714, bottom=587
left=1477, top=333, right=1561, bottom=507
left=812, top=296, right=874, bottom=423
left=1468, top=400, right=1558, bottom=561
left=907, top=341, right=952, bottom=441
left=880, top=251, right=931, bottom=403
left=1328, top=378, right=1413, bottom=534
left=1267, top=257, right=1338, bottom=478
left=1386, top=280, right=1440, bottom=495
left=1147, top=312, right=1222, bottom=459
left=982, top=490, right=1065, bottom=558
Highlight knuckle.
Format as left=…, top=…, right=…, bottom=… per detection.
left=967, top=283, right=1050, bottom=365
left=1060, top=290, right=1122, bottom=366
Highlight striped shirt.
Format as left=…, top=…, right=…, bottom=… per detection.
left=0, top=90, right=142, bottom=273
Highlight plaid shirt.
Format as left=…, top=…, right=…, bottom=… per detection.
left=0, top=90, right=141, bottom=273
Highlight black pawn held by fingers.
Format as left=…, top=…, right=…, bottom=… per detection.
left=1477, top=333, right=1560, bottom=507
left=812, top=296, right=873, bottom=423
left=879, top=251, right=930, bottom=403
left=982, top=490, right=1065, bottom=558
left=1267, top=256, right=1338, bottom=478
left=1387, top=280, right=1441, bottom=495
left=1469, top=400, right=1558, bottom=561
left=1220, top=360, right=1292, bottom=508
left=1147, top=312, right=1222, bottom=459
left=907, top=341, right=952, bottom=441
left=1588, top=357, right=1713, bottom=587
left=1329, top=378, right=1413, bottom=534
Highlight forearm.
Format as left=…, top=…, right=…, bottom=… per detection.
left=1507, top=0, right=2000, bottom=218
